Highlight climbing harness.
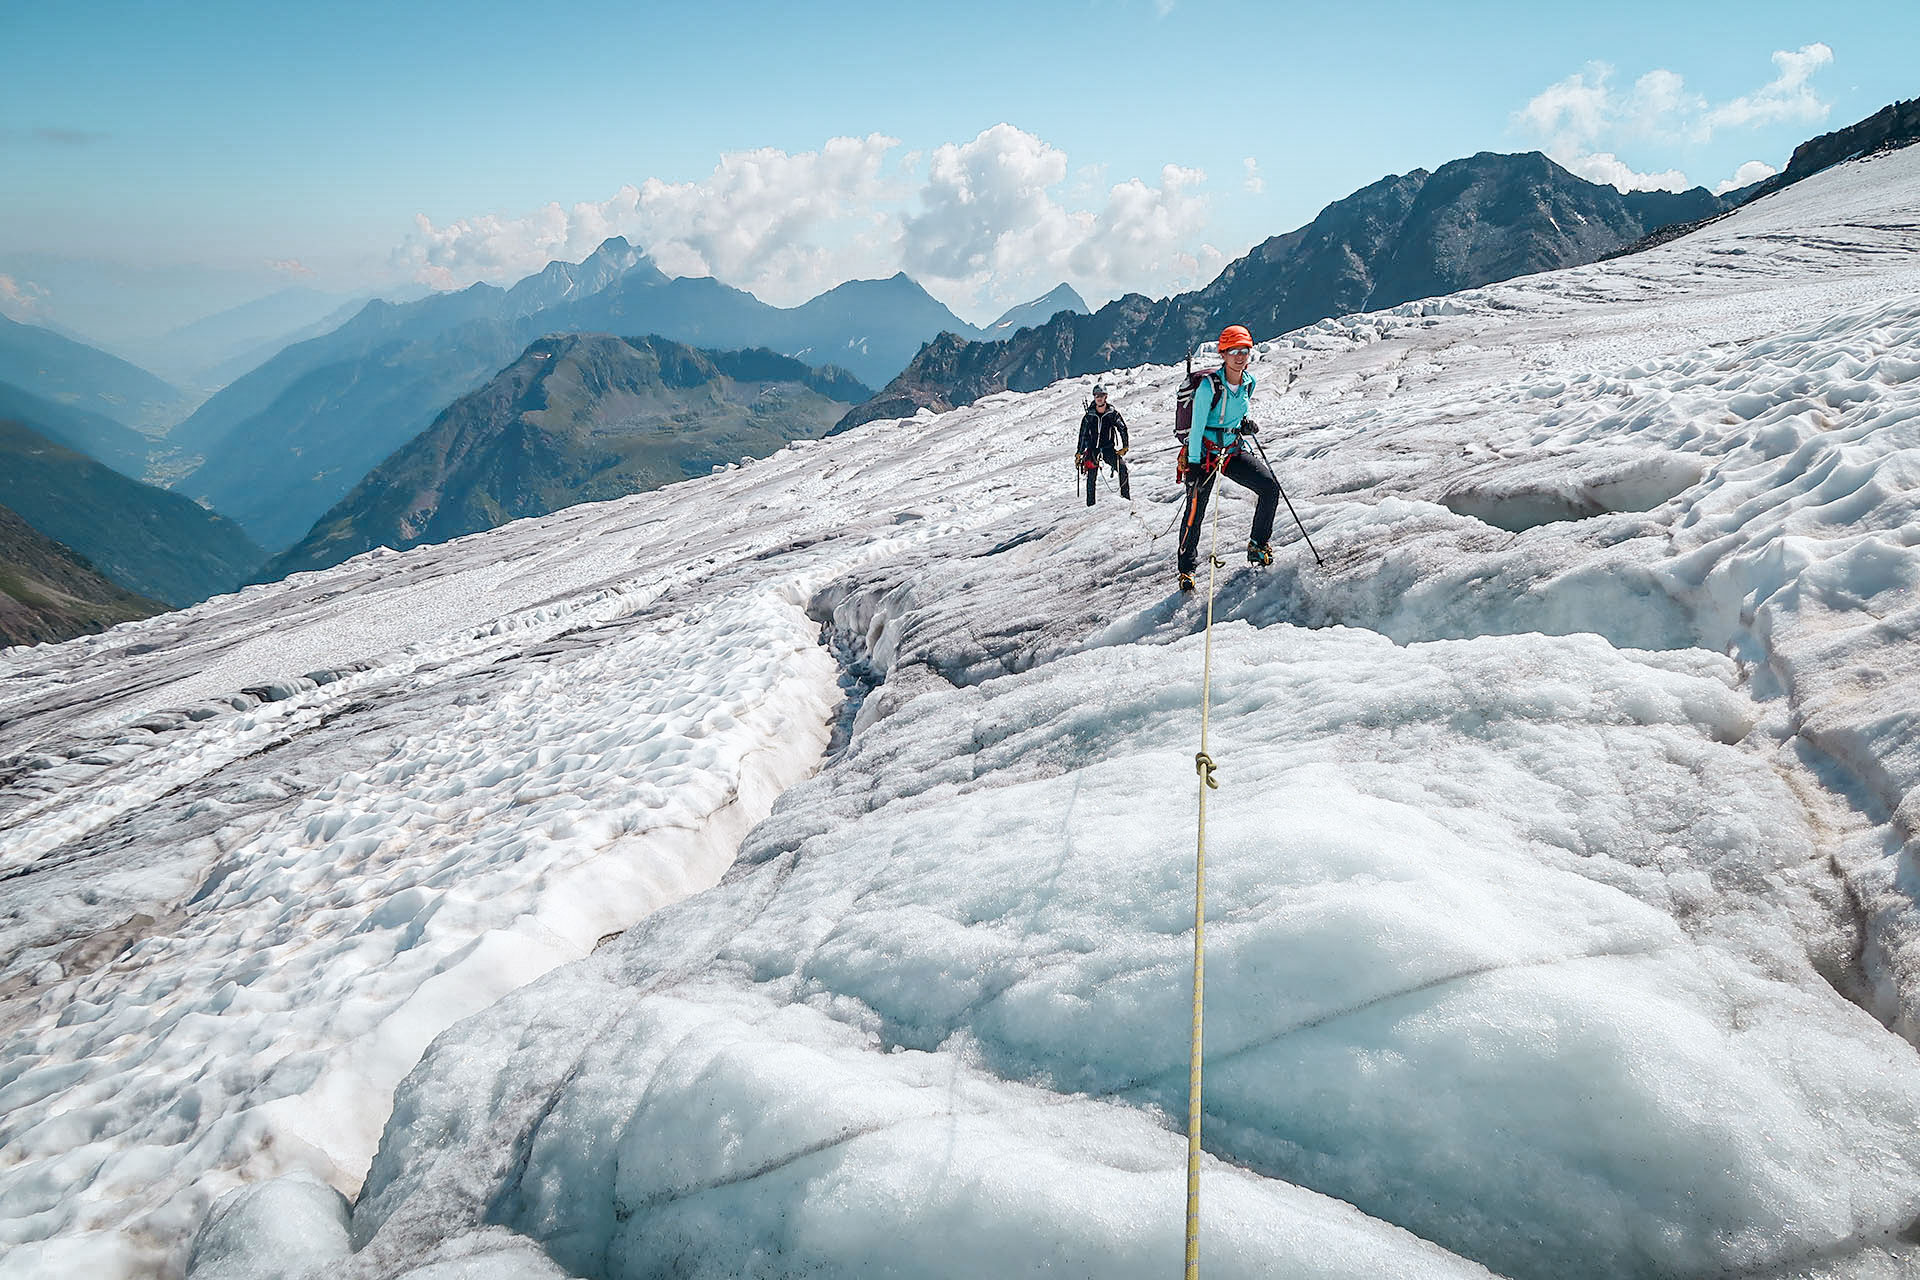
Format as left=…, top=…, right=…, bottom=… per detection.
left=1185, top=482, right=1224, bottom=1279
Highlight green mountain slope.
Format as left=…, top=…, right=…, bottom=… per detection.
left=0, top=419, right=263, bottom=607
left=265, top=334, right=867, bottom=579
left=0, top=503, right=166, bottom=647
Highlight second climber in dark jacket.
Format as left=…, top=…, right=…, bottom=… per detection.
left=1075, top=384, right=1131, bottom=505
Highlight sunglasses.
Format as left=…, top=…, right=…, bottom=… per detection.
left=1222, top=347, right=1253, bottom=357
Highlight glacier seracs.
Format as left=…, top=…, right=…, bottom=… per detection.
left=2, top=146, right=1920, bottom=1279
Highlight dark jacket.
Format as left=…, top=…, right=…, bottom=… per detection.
left=1076, top=405, right=1129, bottom=456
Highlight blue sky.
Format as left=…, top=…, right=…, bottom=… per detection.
left=2, top=0, right=1914, bottom=334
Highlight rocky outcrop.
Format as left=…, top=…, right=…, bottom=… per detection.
left=1755, top=97, right=1920, bottom=196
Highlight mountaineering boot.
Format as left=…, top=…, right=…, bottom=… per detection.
left=1247, top=540, right=1273, bottom=567
left=1177, top=571, right=1197, bottom=593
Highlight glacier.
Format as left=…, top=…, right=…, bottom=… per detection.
left=2, top=146, right=1920, bottom=1279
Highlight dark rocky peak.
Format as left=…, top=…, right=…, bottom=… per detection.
left=1619, top=186, right=1729, bottom=229
left=987, top=283, right=1090, bottom=336
left=810, top=272, right=936, bottom=305
left=1754, top=97, right=1920, bottom=197
left=505, top=241, right=663, bottom=316
left=579, top=236, right=665, bottom=289
left=625, top=335, right=724, bottom=389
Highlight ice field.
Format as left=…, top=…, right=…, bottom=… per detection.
left=4, top=145, right=1920, bottom=1278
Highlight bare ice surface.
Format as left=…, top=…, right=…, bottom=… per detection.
left=3, top=146, right=1920, bottom=1279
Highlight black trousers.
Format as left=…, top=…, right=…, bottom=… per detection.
left=1177, top=450, right=1279, bottom=572
left=1085, top=446, right=1130, bottom=505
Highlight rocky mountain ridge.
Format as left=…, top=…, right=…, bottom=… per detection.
left=834, top=150, right=1747, bottom=431
left=174, top=243, right=980, bottom=553
left=264, top=334, right=868, bottom=578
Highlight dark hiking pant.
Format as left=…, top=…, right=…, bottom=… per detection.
left=1177, top=450, right=1279, bottom=573
left=1085, top=446, right=1131, bottom=505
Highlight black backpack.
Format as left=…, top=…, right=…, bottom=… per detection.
left=1172, top=367, right=1225, bottom=448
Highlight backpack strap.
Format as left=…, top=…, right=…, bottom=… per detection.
left=1205, top=370, right=1226, bottom=429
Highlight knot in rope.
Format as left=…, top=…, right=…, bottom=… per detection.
left=1194, top=751, right=1219, bottom=790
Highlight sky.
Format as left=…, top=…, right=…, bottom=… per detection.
left=1, top=0, right=1914, bottom=340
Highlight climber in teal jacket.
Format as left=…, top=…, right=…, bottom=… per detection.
left=1176, top=324, right=1282, bottom=588
left=1185, top=359, right=1257, bottom=466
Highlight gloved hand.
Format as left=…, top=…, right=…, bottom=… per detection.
left=1118, top=446, right=1129, bottom=457
left=1239, top=418, right=1259, bottom=436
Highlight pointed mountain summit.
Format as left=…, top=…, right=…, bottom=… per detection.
left=503, top=237, right=665, bottom=315
left=986, top=283, right=1089, bottom=337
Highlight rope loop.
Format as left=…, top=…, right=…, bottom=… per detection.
left=1194, top=751, right=1218, bottom=790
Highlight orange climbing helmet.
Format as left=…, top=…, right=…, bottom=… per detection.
left=1218, top=324, right=1253, bottom=352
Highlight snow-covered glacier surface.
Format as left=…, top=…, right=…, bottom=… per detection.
left=5, top=146, right=1920, bottom=1279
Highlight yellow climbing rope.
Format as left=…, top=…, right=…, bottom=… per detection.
left=1185, top=479, right=1224, bottom=1279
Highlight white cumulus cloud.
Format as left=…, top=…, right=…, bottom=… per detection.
left=1243, top=156, right=1264, bottom=195
left=1562, top=151, right=1691, bottom=193
left=268, top=259, right=316, bottom=278
left=900, top=126, right=1217, bottom=312
left=899, top=124, right=1077, bottom=284
left=1699, top=43, right=1834, bottom=135
left=1516, top=45, right=1834, bottom=193
left=394, top=124, right=1229, bottom=318
left=1715, top=160, right=1779, bottom=195
left=396, top=134, right=902, bottom=302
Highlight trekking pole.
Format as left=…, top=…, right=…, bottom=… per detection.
left=1251, top=436, right=1323, bottom=567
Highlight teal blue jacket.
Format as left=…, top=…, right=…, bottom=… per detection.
left=1186, top=370, right=1256, bottom=464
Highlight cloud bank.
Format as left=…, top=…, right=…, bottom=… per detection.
left=394, top=125, right=1224, bottom=318
left=1517, top=44, right=1832, bottom=194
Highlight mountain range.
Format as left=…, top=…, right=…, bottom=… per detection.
left=170, top=240, right=975, bottom=552
left=264, top=334, right=869, bottom=578
left=833, top=151, right=1757, bottom=431
left=132, top=286, right=376, bottom=393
